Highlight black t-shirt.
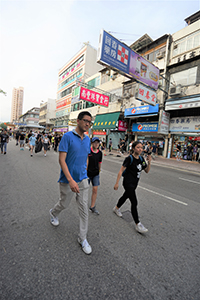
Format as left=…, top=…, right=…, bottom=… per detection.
left=28, top=133, right=32, bottom=138
left=20, top=133, right=25, bottom=140
left=122, top=155, right=147, bottom=188
left=177, top=144, right=181, bottom=151
left=87, top=148, right=102, bottom=178
left=0, top=133, right=9, bottom=143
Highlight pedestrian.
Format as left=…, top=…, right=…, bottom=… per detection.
left=192, top=144, right=198, bottom=161
left=49, top=111, right=92, bottom=254
left=113, top=141, right=151, bottom=234
left=152, top=142, right=157, bottom=160
left=0, top=129, right=9, bottom=154
left=129, top=140, right=134, bottom=154
left=16, top=130, right=20, bottom=146
left=42, top=133, right=50, bottom=157
left=187, top=143, right=193, bottom=161
left=176, top=142, right=182, bottom=161
left=29, top=133, right=37, bottom=157
left=54, top=133, right=59, bottom=152
left=19, top=132, right=25, bottom=150
left=87, top=137, right=103, bottom=215
left=109, top=138, right=112, bottom=152
left=28, top=130, right=32, bottom=150
left=119, top=139, right=125, bottom=154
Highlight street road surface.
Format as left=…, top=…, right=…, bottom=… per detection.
left=1, top=140, right=200, bottom=300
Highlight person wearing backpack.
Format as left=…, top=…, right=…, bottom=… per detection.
left=113, top=141, right=151, bottom=234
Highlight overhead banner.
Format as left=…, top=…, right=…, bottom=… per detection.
left=80, top=87, right=109, bottom=107
left=97, top=29, right=159, bottom=90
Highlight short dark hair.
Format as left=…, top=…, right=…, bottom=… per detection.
left=77, top=111, right=92, bottom=120
left=132, top=141, right=142, bottom=149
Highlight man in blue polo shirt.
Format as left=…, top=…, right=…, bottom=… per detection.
left=49, top=111, right=92, bottom=255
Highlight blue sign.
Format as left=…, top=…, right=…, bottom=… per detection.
left=97, top=30, right=130, bottom=74
left=125, top=104, right=159, bottom=117
left=132, top=122, right=158, bottom=132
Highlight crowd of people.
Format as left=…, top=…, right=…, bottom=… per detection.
left=0, top=129, right=63, bottom=157
left=175, top=142, right=200, bottom=162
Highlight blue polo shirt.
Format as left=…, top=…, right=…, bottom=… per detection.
left=58, top=130, right=91, bottom=183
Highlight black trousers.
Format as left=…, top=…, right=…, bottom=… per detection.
left=116, top=186, right=139, bottom=224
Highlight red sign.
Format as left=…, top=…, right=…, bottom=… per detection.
left=131, top=109, right=136, bottom=114
left=118, top=120, right=128, bottom=131
left=93, top=131, right=107, bottom=135
left=56, top=100, right=67, bottom=109
left=80, top=87, right=109, bottom=107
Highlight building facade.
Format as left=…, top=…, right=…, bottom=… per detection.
left=18, top=107, right=43, bottom=131
left=10, top=87, right=24, bottom=122
left=39, top=98, right=56, bottom=130
left=53, top=43, right=102, bottom=132
left=165, top=11, right=200, bottom=158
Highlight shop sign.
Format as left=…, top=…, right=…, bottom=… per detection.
left=56, top=100, right=67, bottom=109
left=170, top=116, right=200, bottom=132
left=165, top=100, right=200, bottom=111
left=132, top=122, right=158, bottom=132
left=169, top=47, right=200, bottom=66
left=97, top=30, right=159, bottom=90
left=118, top=120, right=128, bottom=131
left=135, top=83, right=157, bottom=106
left=93, top=131, right=107, bottom=135
left=125, top=104, right=159, bottom=117
left=53, top=128, right=68, bottom=132
left=158, top=111, right=170, bottom=134
left=80, top=87, right=109, bottom=107
left=189, top=136, right=200, bottom=141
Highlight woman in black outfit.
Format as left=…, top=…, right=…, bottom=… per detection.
left=113, top=141, right=151, bottom=233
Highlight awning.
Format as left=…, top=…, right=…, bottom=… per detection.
left=93, top=112, right=120, bottom=129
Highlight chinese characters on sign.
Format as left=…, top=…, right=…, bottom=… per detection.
left=80, top=87, right=109, bottom=107
left=136, top=83, right=157, bottom=106
left=170, top=116, right=200, bottom=132
left=158, top=111, right=170, bottom=134
left=118, top=120, right=128, bottom=131
left=98, top=30, right=160, bottom=90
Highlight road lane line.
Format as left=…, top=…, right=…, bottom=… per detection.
left=179, top=177, right=200, bottom=185
left=138, top=186, right=188, bottom=206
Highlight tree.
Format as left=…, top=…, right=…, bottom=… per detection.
left=0, top=89, right=7, bottom=96
left=0, top=123, right=7, bottom=129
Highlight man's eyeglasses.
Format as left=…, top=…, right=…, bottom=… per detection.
left=82, top=119, right=92, bottom=125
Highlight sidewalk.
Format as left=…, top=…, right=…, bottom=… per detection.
left=104, top=149, right=200, bottom=174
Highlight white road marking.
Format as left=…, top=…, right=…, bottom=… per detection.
left=179, top=177, right=200, bottom=185
left=138, top=186, right=188, bottom=206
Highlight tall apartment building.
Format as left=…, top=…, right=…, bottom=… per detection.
left=10, top=87, right=24, bottom=122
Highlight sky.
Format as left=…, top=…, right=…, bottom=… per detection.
left=0, top=0, right=199, bottom=122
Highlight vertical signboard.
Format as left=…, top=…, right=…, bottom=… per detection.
left=158, top=111, right=170, bottom=134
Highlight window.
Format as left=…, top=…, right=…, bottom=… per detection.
left=173, top=30, right=200, bottom=56
left=170, top=66, right=197, bottom=87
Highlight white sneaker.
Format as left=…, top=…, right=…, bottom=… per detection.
left=49, top=209, right=59, bottom=226
left=136, top=222, right=148, bottom=233
left=113, top=206, right=122, bottom=217
left=44, top=154, right=46, bottom=157
left=78, top=238, right=92, bottom=255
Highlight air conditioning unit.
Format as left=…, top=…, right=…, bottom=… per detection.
left=169, top=85, right=182, bottom=97
left=156, top=51, right=165, bottom=59
left=124, top=92, right=130, bottom=99
left=110, top=75, right=116, bottom=80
